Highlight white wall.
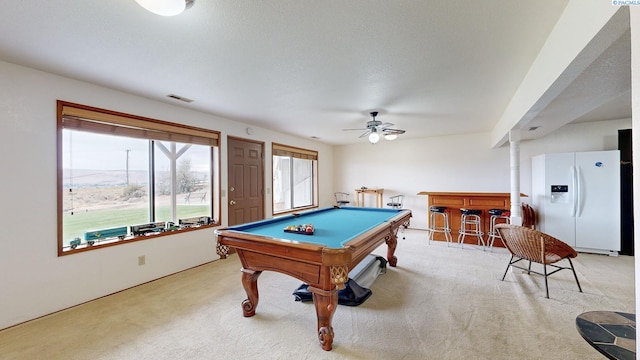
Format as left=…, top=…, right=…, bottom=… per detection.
left=0, top=60, right=333, bottom=330
left=334, top=119, right=630, bottom=230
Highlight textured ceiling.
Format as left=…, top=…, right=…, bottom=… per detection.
left=0, top=1, right=630, bottom=145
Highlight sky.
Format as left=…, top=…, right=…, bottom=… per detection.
left=62, top=130, right=211, bottom=172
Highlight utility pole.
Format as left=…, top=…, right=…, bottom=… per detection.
left=125, top=149, right=131, bottom=185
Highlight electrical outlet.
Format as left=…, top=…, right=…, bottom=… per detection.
left=138, top=255, right=145, bottom=266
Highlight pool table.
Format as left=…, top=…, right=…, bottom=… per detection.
left=215, top=206, right=412, bottom=351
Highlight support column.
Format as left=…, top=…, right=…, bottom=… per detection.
left=509, top=129, right=523, bottom=226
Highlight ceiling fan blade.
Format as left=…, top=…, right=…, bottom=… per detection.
left=382, top=128, right=406, bottom=134
left=342, top=128, right=369, bottom=131
left=359, top=130, right=372, bottom=138
left=378, top=122, right=394, bottom=128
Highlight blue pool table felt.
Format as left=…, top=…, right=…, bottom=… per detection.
left=228, top=207, right=404, bottom=248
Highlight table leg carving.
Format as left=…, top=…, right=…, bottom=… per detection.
left=309, top=286, right=338, bottom=351
left=330, top=265, right=349, bottom=290
left=385, top=231, right=398, bottom=267
left=216, top=243, right=229, bottom=259
left=241, top=268, right=261, bottom=317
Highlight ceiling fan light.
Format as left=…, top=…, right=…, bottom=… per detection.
left=135, top=0, right=194, bottom=16
left=369, top=132, right=380, bottom=144
left=384, top=134, right=397, bottom=141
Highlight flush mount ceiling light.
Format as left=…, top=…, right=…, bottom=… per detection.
left=135, top=0, right=195, bottom=16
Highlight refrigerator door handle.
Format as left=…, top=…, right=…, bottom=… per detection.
left=571, top=166, right=578, bottom=217
left=576, top=165, right=583, bottom=217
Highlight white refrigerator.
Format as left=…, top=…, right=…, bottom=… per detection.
left=531, top=150, right=620, bottom=255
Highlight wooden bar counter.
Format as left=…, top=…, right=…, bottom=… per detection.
left=417, top=192, right=527, bottom=247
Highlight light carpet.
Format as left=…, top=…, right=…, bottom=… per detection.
left=0, top=229, right=634, bottom=359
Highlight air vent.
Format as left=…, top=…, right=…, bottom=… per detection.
left=527, top=126, right=540, bottom=131
left=167, top=94, right=194, bottom=103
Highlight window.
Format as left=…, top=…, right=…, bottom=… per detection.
left=272, top=143, right=318, bottom=214
left=57, top=101, right=220, bottom=255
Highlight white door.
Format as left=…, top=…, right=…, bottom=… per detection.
left=539, top=152, right=576, bottom=246
left=575, top=151, right=620, bottom=251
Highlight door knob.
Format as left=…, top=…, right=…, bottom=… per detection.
left=230, top=200, right=236, bottom=205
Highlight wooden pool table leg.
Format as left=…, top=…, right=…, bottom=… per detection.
left=385, top=231, right=398, bottom=267
left=240, top=268, right=261, bottom=317
left=309, top=286, right=338, bottom=351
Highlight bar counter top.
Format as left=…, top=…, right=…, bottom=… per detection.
left=417, top=191, right=527, bottom=197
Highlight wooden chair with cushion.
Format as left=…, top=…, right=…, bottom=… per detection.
left=521, top=203, right=537, bottom=229
left=494, top=224, right=582, bottom=299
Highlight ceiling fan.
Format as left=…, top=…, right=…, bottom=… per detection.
left=343, top=111, right=406, bottom=143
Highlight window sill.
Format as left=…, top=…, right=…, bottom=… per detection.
left=58, top=223, right=218, bottom=256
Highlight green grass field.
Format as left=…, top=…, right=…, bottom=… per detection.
left=63, top=205, right=209, bottom=245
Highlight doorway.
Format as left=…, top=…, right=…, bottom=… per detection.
left=227, top=137, right=265, bottom=226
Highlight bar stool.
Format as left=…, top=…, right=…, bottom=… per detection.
left=428, top=206, right=452, bottom=246
left=457, top=209, right=485, bottom=250
left=487, top=209, right=510, bottom=251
